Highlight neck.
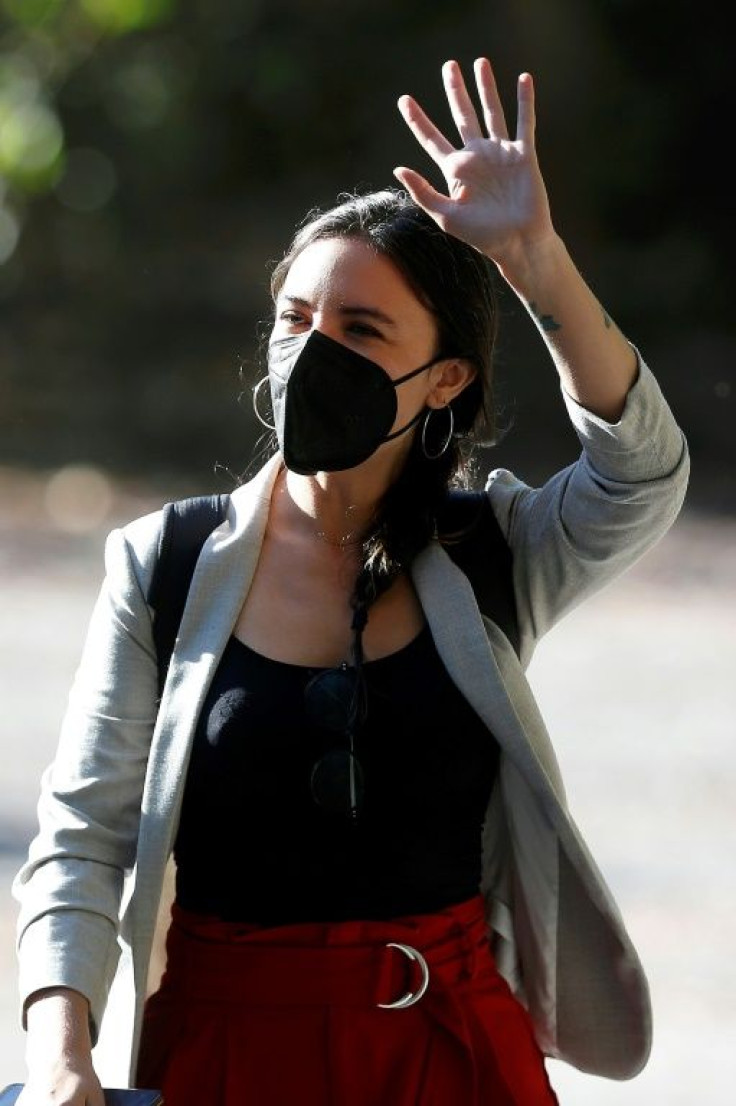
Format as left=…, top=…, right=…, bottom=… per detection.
left=279, top=446, right=407, bottom=545
left=283, top=471, right=378, bottom=546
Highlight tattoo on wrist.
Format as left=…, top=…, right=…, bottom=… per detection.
left=529, top=301, right=561, bottom=333
left=602, top=308, right=612, bottom=328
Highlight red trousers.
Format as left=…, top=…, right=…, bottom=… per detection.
left=136, top=895, right=559, bottom=1105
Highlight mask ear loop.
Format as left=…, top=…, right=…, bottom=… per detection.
left=252, top=375, right=276, bottom=430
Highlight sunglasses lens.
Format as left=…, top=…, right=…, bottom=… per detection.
left=305, top=663, right=366, bottom=817
left=310, top=750, right=365, bottom=817
left=305, top=667, right=355, bottom=731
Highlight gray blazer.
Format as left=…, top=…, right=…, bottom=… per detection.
left=13, top=358, right=689, bottom=1085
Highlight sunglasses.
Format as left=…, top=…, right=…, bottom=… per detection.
left=304, top=662, right=366, bottom=820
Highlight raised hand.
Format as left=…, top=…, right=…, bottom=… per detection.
left=394, top=58, right=555, bottom=269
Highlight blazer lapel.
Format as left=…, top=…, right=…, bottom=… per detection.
left=147, top=454, right=283, bottom=840
left=411, top=541, right=567, bottom=813
left=125, top=457, right=285, bottom=1078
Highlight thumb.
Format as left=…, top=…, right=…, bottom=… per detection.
left=393, top=167, right=450, bottom=223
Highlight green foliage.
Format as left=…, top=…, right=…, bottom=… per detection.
left=0, top=98, right=65, bottom=190
left=0, top=54, right=64, bottom=191
left=0, top=0, right=179, bottom=202
left=79, top=0, right=177, bottom=35
left=1, top=0, right=64, bottom=28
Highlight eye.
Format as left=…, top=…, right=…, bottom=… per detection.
left=279, top=309, right=307, bottom=326
left=347, top=321, right=382, bottom=338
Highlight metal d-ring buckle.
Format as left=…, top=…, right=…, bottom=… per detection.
left=377, top=941, right=430, bottom=1009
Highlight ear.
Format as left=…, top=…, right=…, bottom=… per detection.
left=426, top=358, right=477, bottom=408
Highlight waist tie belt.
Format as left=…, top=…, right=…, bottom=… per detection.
left=158, top=896, right=543, bottom=1105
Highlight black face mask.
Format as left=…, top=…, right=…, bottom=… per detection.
left=267, top=329, right=446, bottom=475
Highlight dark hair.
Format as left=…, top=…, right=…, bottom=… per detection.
left=265, top=187, right=499, bottom=634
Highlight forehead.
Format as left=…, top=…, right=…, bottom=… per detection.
left=279, top=237, right=435, bottom=328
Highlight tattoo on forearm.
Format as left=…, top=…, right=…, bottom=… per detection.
left=602, top=308, right=612, bottom=328
left=529, top=301, right=561, bottom=333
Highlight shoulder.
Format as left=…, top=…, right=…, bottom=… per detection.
left=102, top=456, right=282, bottom=600
left=103, top=507, right=164, bottom=607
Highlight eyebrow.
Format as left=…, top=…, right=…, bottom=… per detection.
left=279, top=295, right=397, bottom=328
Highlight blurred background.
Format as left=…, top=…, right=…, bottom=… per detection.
left=1, top=0, right=734, bottom=1100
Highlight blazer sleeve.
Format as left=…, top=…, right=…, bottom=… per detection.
left=11, top=509, right=163, bottom=1042
left=486, top=353, right=690, bottom=668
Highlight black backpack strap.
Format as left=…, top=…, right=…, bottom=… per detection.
left=437, top=489, right=520, bottom=656
left=148, top=493, right=231, bottom=697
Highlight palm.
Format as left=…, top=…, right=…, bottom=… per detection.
left=395, top=59, right=553, bottom=261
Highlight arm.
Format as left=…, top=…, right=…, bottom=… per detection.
left=394, top=57, right=637, bottom=420
left=19, top=989, right=103, bottom=1106
left=395, top=58, right=689, bottom=661
left=487, top=354, right=689, bottom=664
left=498, top=231, right=638, bottom=423
left=12, top=513, right=162, bottom=1098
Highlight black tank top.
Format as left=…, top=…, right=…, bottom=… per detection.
left=174, top=624, right=500, bottom=924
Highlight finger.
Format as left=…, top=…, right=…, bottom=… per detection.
left=397, top=95, right=455, bottom=167
left=393, top=166, right=452, bottom=223
left=515, top=71, right=536, bottom=144
left=442, top=59, right=484, bottom=144
left=473, top=57, right=508, bottom=140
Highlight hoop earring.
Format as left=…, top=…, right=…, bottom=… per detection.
left=252, top=375, right=275, bottom=430
left=421, top=404, right=454, bottom=459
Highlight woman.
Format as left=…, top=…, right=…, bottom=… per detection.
left=13, top=58, right=689, bottom=1104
